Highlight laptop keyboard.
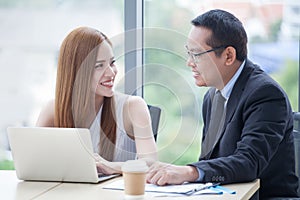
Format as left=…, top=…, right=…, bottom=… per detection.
left=97, top=173, right=120, bottom=182
left=98, top=173, right=107, bottom=178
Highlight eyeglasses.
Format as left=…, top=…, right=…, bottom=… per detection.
left=185, top=45, right=227, bottom=62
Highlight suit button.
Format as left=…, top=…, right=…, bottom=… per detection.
left=220, top=176, right=224, bottom=182
left=212, top=176, right=216, bottom=182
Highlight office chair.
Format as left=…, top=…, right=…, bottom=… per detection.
left=264, top=112, right=300, bottom=200
left=147, top=105, right=161, bottom=142
left=293, top=112, right=300, bottom=196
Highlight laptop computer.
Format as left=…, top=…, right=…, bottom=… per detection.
left=7, top=127, right=120, bottom=183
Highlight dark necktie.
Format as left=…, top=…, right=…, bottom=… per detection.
left=201, top=90, right=226, bottom=158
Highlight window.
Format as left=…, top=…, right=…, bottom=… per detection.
left=0, top=0, right=124, bottom=165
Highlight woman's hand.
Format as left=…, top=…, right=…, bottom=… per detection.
left=96, top=161, right=122, bottom=174
left=94, top=153, right=122, bottom=175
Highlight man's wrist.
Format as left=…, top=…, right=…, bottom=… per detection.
left=185, top=166, right=200, bottom=182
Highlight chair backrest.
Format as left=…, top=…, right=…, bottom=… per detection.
left=293, top=112, right=300, bottom=196
left=148, top=105, right=161, bottom=141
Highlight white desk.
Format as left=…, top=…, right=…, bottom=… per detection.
left=0, top=170, right=61, bottom=200
left=0, top=170, right=260, bottom=200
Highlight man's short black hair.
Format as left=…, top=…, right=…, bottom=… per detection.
left=191, top=9, right=248, bottom=61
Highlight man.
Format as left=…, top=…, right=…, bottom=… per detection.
left=146, top=9, right=299, bottom=199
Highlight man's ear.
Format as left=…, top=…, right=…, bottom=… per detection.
left=224, top=46, right=236, bottom=65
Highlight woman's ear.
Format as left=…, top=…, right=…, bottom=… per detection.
left=224, top=46, right=236, bottom=66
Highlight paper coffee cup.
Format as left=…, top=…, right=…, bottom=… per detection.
left=122, top=160, right=149, bottom=199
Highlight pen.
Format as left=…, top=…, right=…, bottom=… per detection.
left=212, top=185, right=236, bottom=194
left=186, top=182, right=220, bottom=196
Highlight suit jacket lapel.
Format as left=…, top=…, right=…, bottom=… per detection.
left=225, top=60, right=254, bottom=125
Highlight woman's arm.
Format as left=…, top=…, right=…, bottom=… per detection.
left=36, top=100, right=55, bottom=127
left=95, top=96, right=158, bottom=175
left=124, top=96, right=158, bottom=164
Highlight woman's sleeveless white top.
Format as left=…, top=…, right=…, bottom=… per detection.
left=89, top=92, right=137, bottom=161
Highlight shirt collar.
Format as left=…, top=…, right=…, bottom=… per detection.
left=220, top=60, right=246, bottom=100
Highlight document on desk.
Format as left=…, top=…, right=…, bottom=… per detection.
left=103, top=180, right=222, bottom=195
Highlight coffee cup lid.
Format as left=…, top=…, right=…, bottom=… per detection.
left=122, top=160, right=149, bottom=173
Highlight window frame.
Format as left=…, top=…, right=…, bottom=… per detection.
left=124, top=0, right=144, bottom=96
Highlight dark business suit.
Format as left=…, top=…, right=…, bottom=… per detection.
left=190, top=60, right=299, bottom=199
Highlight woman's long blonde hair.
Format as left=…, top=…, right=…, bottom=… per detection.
left=54, top=27, right=116, bottom=161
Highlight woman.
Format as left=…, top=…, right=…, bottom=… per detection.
left=36, top=27, right=157, bottom=174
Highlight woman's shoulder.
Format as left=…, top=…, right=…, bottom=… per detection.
left=116, top=93, right=148, bottom=118
left=36, top=99, right=55, bottom=127
left=125, top=95, right=147, bottom=110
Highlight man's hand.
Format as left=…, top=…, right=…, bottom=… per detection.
left=146, top=161, right=199, bottom=186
